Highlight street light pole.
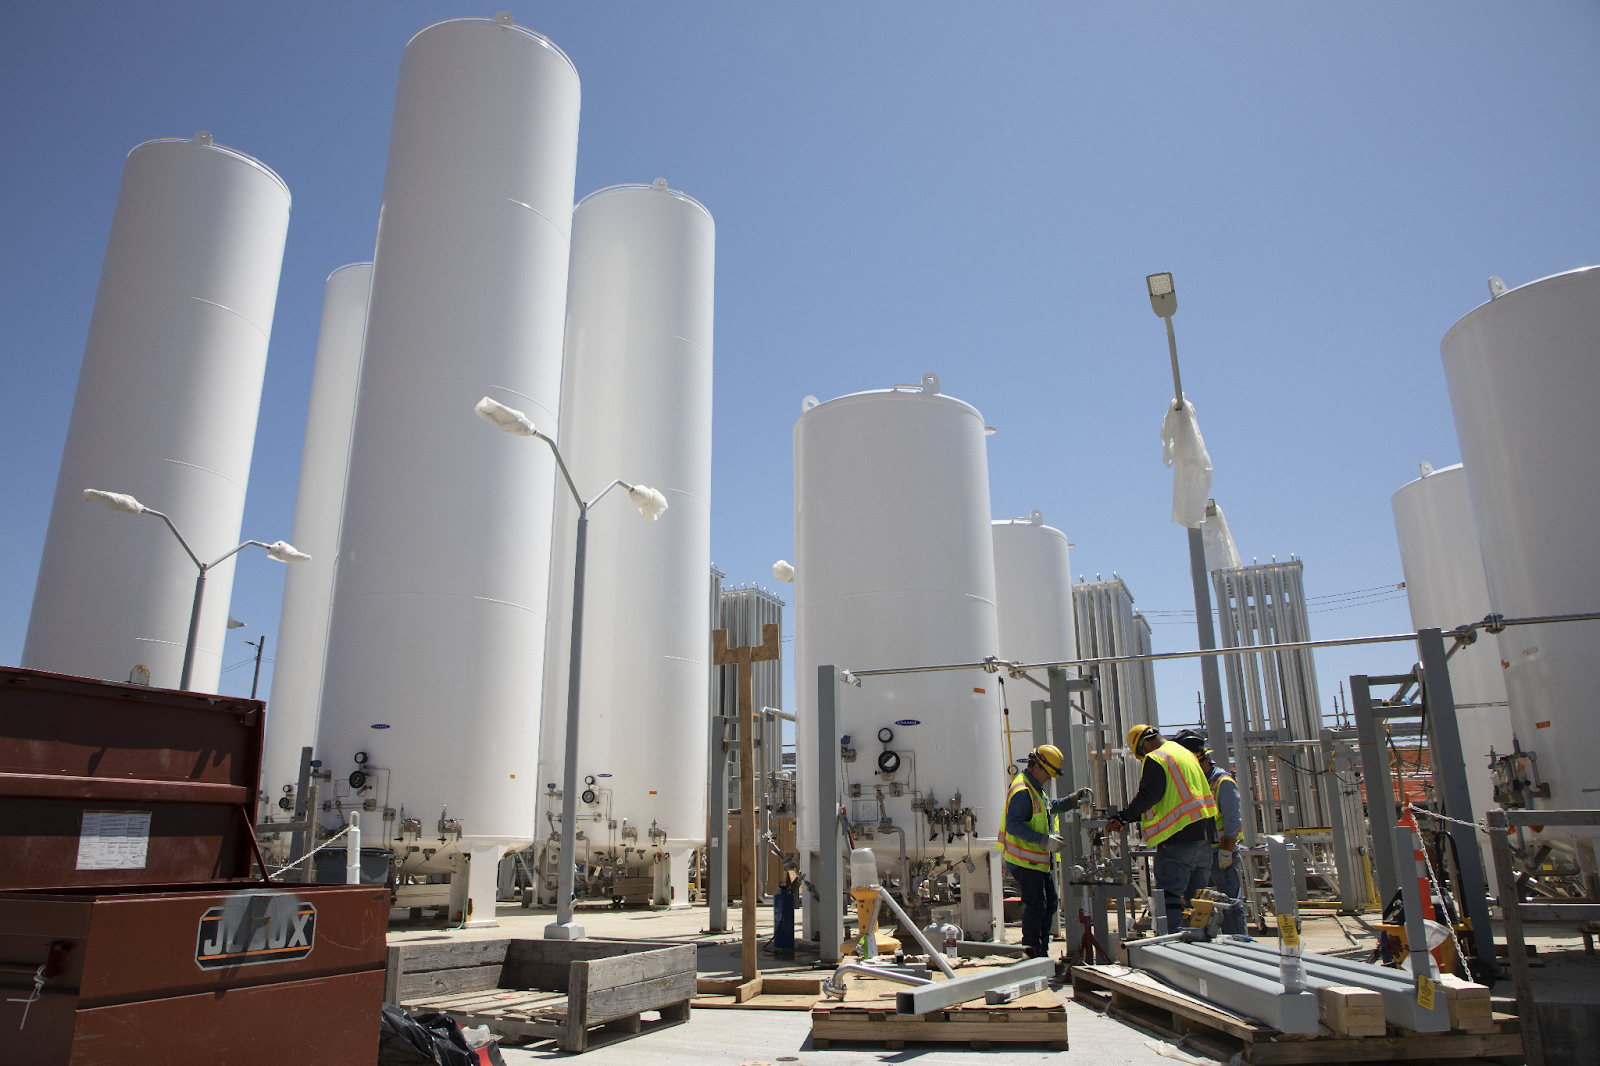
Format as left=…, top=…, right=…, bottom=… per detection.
left=473, top=397, right=668, bottom=941
left=1145, top=275, right=1229, bottom=762
left=247, top=635, right=267, bottom=700
left=82, top=490, right=309, bottom=691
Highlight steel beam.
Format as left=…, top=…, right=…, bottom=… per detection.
left=1193, top=939, right=1450, bottom=1031
left=1351, top=674, right=1401, bottom=906
left=1125, top=940, right=1321, bottom=1034
left=1416, top=627, right=1497, bottom=978
left=817, top=665, right=845, bottom=964
left=894, top=958, right=1054, bottom=1016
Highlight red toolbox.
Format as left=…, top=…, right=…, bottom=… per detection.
left=0, top=667, right=388, bottom=1064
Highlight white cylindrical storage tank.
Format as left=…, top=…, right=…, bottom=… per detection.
left=314, top=16, right=580, bottom=926
left=261, top=262, right=373, bottom=810
left=1440, top=265, right=1600, bottom=828
left=795, top=374, right=1004, bottom=938
left=992, top=510, right=1077, bottom=673
left=1391, top=463, right=1513, bottom=872
left=23, top=134, right=290, bottom=692
left=536, top=181, right=714, bottom=907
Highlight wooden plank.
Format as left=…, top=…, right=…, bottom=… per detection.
left=1315, top=985, right=1384, bottom=1038
left=585, top=970, right=697, bottom=1026
left=583, top=944, right=696, bottom=993
left=502, top=937, right=678, bottom=991
left=733, top=977, right=763, bottom=1003
left=762, top=976, right=823, bottom=995
left=384, top=945, right=402, bottom=1005
left=1438, top=973, right=1494, bottom=1033
left=692, top=993, right=819, bottom=1011
left=397, top=965, right=505, bottom=1002
left=410, top=987, right=550, bottom=1013
left=810, top=1017, right=1067, bottom=1044
left=393, top=938, right=511, bottom=974
left=1073, top=966, right=1264, bottom=1042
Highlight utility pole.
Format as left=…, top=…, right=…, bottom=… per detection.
left=247, top=635, right=266, bottom=700
left=1148, top=272, right=1230, bottom=762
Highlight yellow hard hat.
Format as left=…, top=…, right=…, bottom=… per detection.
left=1126, top=725, right=1157, bottom=749
left=1031, top=744, right=1064, bottom=777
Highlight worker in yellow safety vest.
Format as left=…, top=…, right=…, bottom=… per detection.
left=1106, top=725, right=1217, bottom=933
left=1176, top=730, right=1247, bottom=935
left=997, top=745, right=1078, bottom=958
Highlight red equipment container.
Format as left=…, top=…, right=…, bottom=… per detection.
left=0, top=667, right=387, bottom=1065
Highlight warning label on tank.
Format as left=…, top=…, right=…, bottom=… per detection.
left=196, top=892, right=316, bottom=969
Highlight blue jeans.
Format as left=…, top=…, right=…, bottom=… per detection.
left=1153, top=838, right=1213, bottom=933
left=1008, top=862, right=1058, bottom=956
left=1210, top=848, right=1248, bottom=935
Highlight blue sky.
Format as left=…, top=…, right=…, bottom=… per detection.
left=3, top=2, right=1597, bottom=723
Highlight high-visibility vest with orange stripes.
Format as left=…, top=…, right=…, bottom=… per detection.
left=997, top=772, right=1056, bottom=871
left=1140, top=741, right=1216, bottom=846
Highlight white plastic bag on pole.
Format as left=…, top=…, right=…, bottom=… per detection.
left=1201, top=501, right=1241, bottom=572
left=1160, top=400, right=1213, bottom=528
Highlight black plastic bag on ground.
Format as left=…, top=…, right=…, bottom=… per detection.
left=378, top=1003, right=476, bottom=1066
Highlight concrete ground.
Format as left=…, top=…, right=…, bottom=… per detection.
left=390, top=901, right=1598, bottom=1062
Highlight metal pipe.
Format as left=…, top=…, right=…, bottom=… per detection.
left=883, top=824, right=909, bottom=901
left=1265, top=835, right=1306, bottom=993
left=346, top=811, right=361, bottom=885
left=873, top=886, right=957, bottom=979
left=822, top=962, right=933, bottom=996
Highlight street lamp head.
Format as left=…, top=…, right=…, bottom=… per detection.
left=773, top=559, right=795, bottom=583
left=83, top=489, right=145, bottom=515
left=227, top=616, right=246, bottom=629
left=265, top=540, right=312, bottom=564
left=627, top=485, right=669, bottom=521
left=1146, top=272, right=1177, bottom=318
left=475, top=396, right=538, bottom=437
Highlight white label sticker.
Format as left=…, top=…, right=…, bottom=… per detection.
left=851, top=800, right=878, bottom=825
left=76, top=810, right=152, bottom=870
left=1199, top=978, right=1208, bottom=998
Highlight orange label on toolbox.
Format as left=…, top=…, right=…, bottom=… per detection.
left=195, top=893, right=316, bottom=969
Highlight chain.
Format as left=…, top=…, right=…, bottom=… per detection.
left=1409, top=818, right=1469, bottom=973
left=268, top=825, right=352, bottom=877
left=1406, top=802, right=1504, bottom=835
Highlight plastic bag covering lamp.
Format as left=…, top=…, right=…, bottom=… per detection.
left=80, top=489, right=307, bottom=690
left=23, top=133, right=291, bottom=692
left=1440, top=265, right=1600, bottom=827
left=477, top=396, right=667, bottom=940
left=793, top=373, right=1004, bottom=939
left=312, top=14, right=580, bottom=930
left=536, top=180, right=712, bottom=918
left=261, top=263, right=373, bottom=805
left=1147, top=271, right=1229, bottom=771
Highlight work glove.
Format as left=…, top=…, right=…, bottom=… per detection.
left=1217, top=849, right=1233, bottom=869
left=1044, top=835, right=1066, bottom=853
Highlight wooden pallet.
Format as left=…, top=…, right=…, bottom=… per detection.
left=1071, top=964, right=1523, bottom=1064
left=809, top=972, right=1067, bottom=1051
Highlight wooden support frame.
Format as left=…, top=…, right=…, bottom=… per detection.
left=713, top=622, right=781, bottom=981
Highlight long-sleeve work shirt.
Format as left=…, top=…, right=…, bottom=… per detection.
left=1209, top=765, right=1242, bottom=841
left=1004, top=777, right=1077, bottom=844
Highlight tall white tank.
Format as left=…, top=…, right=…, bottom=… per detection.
left=536, top=181, right=715, bottom=906
left=1391, top=463, right=1513, bottom=871
left=23, top=134, right=290, bottom=692
left=1440, top=266, right=1600, bottom=824
left=992, top=511, right=1077, bottom=671
left=794, top=375, right=1004, bottom=937
left=261, top=263, right=372, bottom=809
left=314, top=16, right=580, bottom=925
